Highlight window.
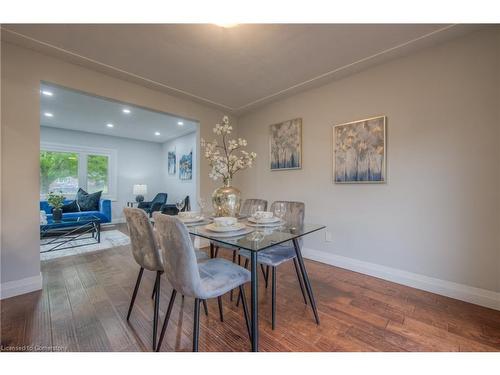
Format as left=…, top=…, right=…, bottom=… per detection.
left=40, top=151, right=79, bottom=195
left=40, top=143, right=116, bottom=200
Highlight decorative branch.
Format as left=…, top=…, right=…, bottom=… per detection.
left=201, top=116, right=257, bottom=184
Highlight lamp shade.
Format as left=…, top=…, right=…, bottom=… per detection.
left=133, top=184, right=147, bottom=196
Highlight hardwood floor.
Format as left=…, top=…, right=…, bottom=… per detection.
left=1, top=223, right=500, bottom=352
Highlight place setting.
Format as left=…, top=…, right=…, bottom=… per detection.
left=198, top=216, right=254, bottom=237
left=245, top=203, right=287, bottom=228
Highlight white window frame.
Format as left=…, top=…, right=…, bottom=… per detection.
left=40, top=142, right=118, bottom=201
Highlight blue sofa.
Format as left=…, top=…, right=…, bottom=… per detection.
left=40, top=199, right=112, bottom=224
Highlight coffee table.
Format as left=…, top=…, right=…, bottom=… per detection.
left=40, top=216, right=101, bottom=253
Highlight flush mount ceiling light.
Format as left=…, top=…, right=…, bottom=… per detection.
left=106, top=123, right=114, bottom=128
left=155, top=131, right=161, bottom=136
left=41, top=90, right=53, bottom=96
left=44, top=112, right=54, bottom=117
left=214, top=23, right=239, bottom=28
left=122, top=108, right=131, bottom=114
left=177, top=121, right=184, bottom=126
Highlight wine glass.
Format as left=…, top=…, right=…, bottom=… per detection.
left=274, top=202, right=287, bottom=228
left=250, top=204, right=263, bottom=219
left=175, top=199, right=185, bottom=214
left=197, top=197, right=207, bottom=217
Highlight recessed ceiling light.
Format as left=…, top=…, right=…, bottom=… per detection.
left=106, top=123, right=114, bottom=128
left=177, top=121, right=184, bottom=126
left=155, top=131, right=161, bottom=136
left=41, top=90, right=53, bottom=96
left=122, top=108, right=131, bottom=114
left=44, top=112, right=54, bottom=117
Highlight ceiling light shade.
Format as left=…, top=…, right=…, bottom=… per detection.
left=214, top=23, right=239, bottom=28
left=155, top=131, right=161, bottom=136
left=44, top=112, right=54, bottom=117
left=177, top=121, right=184, bottom=126
left=122, top=108, right=131, bottom=114
left=41, top=90, right=53, bottom=96
left=107, top=123, right=114, bottom=128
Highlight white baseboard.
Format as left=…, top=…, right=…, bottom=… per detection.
left=302, top=247, right=500, bottom=311
left=0, top=273, right=43, bottom=300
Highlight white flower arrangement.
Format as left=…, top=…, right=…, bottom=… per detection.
left=201, top=116, right=257, bottom=185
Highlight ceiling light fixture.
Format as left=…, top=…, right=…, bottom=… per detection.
left=44, top=112, right=54, bottom=117
left=155, top=131, right=161, bottom=136
left=214, top=23, right=239, bottom=28
left=177, top=121, right=184, bottom=126
left=106, top=123, right=114, bottom=128
left=41, top=90, right=53, bottom=96
left=122, top=108, right=131, bottom=114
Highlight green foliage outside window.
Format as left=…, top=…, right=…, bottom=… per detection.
left=40, top=151, right=78, bottom=195
left=87, top=155, right=109, bottom=194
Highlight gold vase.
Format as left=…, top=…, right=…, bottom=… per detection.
left=212, top=179, right=241, bottom=217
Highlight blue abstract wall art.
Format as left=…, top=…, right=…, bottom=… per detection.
left=270, top=118, right=302, bottom=170
left=334, top=116, right=386, bottom=183
left=179, top=150, right=193, bottom=180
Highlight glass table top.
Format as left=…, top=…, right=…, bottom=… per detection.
left=188, top=222, right=325, bottom=252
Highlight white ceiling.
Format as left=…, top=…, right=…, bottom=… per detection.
left=40, top=83, right=197, bottom=143
left=3, top=24, right=480, bottom=113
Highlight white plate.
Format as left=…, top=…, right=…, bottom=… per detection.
left=246, top=220, right=283, bottom=227
left=248, top=216, right=281, bottom=224
left=179, top=216, right=204, bottom=224
left=205, top=222, right=246, bottom=233
left=197, top=226, right=254, bottom=238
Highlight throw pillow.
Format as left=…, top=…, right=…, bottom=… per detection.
left=61, top=200, right=80, bottom=213
left=76, top=188, right=102, bottom=212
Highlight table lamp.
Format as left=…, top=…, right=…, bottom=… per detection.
left=133, top=184, right=147, bottom=203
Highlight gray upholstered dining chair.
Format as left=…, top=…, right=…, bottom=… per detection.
left=123, top=207, right=165, bottom=350
left=238, top=201, right=318, bottom=330
left=124, top=208, right=210, bottom=351
left=153, top=212, right=252, bottom=352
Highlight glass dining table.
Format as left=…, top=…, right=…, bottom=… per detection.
left=187, top=219, right=326, bottom=352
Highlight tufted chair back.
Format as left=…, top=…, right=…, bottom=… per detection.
left=153, top=212, right=202, bottom=298
left=240, top=199, right=268, bottom=216
left=123, top=208, right=164, bottom=271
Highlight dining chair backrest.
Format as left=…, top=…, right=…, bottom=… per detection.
left=123, top=208, right=163, bottom=272
left=271, top=201, right=305, bottom=247
left=153, top=212, right=202, bottom=297
left=240, top=199, right=268, bottom=216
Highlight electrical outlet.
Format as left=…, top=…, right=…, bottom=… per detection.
left=325, top=231, right=333, bottom=242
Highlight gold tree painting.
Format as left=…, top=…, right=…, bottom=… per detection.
left=270, top=118, right=302, bottom=170
left=333, top=116, right=386, bottom=183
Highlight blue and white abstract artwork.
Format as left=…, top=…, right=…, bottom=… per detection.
left=334, top=116, right=386, bottom=183
left=179, top=150, right=192, bottom=180
left=270, top=118, right=302, bottom=170
left=168, top=150, right=176, bottom=175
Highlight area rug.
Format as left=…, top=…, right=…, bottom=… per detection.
left=40, top=229, right=130, bottom=261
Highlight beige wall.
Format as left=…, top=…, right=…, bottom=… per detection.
left=237, top=28, right=500, bottom=293
left=1, top=41, right=234, bottom=289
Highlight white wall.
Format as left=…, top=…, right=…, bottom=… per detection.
left=40, top=126, right=165, bottom=222
left=161, top=131, right=198, bottom=207
left=1, top=40, right=234, bottom=298
left=237, top=29, right=500, bottom=305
